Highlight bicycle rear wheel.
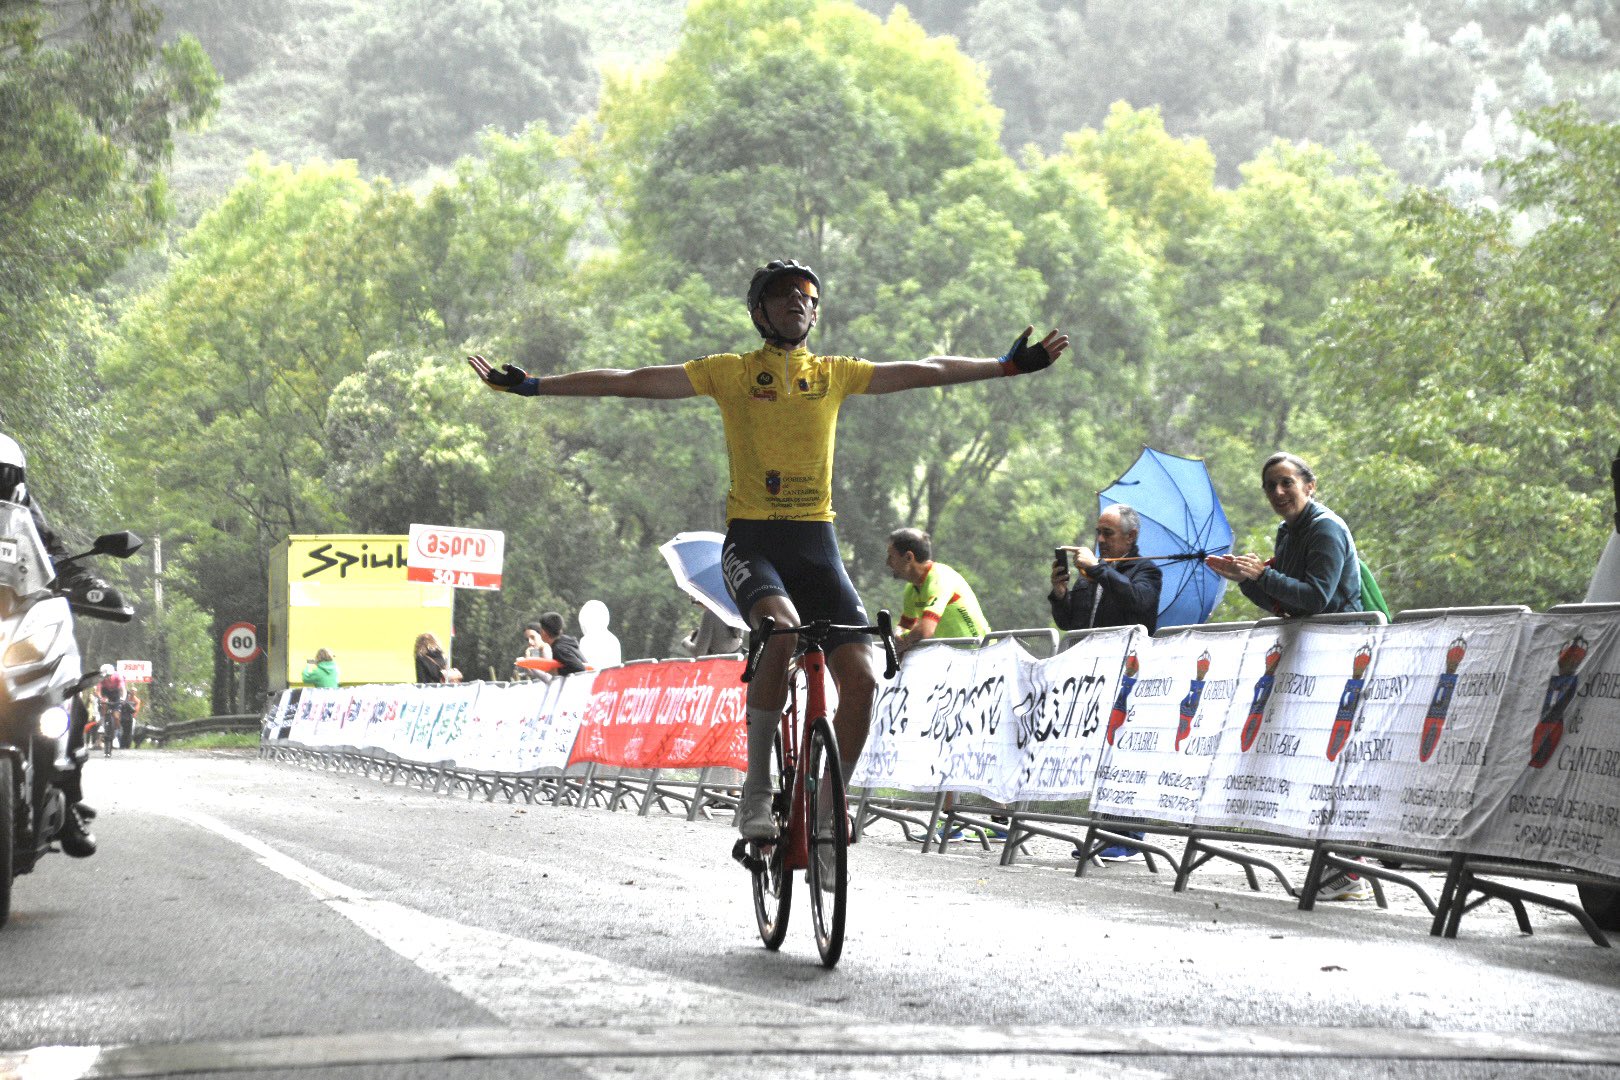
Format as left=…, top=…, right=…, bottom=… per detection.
left=750, top=725, right=792, bottom=949
left=804, top=716, right=848, bottom=968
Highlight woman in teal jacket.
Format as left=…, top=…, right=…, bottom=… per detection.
left=1206, top=452, right=1363, bottom=617
left=301, top=648, right=340, bottom=688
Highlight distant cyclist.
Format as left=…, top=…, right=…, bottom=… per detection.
left=96, top=664, right=130, bottom=750
left=469, top=259, right=1067, bottom=840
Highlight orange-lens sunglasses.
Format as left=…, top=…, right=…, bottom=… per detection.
left=766, top=276, right=819, bottom=304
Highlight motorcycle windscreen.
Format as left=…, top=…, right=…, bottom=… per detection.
left=0, top=501, right=55, bottom=599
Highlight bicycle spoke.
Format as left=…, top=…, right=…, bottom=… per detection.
left=805, top=716, right=848, bottom=968
left=750, top=724, right=791, bottom=949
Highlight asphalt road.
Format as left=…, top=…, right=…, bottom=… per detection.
left=2, top=748, right=1619, bottom=1079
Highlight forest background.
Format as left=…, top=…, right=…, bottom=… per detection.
left=5, top=0, right=1619, bottom=718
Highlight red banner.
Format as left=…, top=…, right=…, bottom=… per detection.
left=569, top=657, right=748, bottom=769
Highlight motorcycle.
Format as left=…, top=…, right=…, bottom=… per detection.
left=0, top=499, right=140, bottom=927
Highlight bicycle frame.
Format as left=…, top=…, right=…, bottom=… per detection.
left=735, top=612, right=898, bottom=967
left=776, top=644, right=831, bottom=874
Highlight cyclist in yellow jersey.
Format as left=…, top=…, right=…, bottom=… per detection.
left=468, top=259, right=1068, bottom=840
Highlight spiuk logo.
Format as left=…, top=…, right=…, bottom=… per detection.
left=764, top=470, right=782, bottom=496
left=1530, top=634, right=1587, bottom=768
left=1419, top=636, right=1467, bottom=762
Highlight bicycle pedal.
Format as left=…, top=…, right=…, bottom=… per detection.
left=730, top=838, right=767, bottom=875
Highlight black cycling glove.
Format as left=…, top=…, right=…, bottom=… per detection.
left=998, top=330, right=1053, bottom=376
left=482, top=362, right=542, bottom=396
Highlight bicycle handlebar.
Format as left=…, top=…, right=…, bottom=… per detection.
left=741, top=610, right=901, bottom=683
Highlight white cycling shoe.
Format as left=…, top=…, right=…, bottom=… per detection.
left=737, top=789, right=778, bottom=840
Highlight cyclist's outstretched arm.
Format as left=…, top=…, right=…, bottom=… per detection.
left=864, top=326, right=1068, bottom=395
left=468, top=355, right=697, bottom=400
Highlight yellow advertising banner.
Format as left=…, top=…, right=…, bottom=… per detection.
left=287, top=536, right=412, bottom=585
left=269, top=535, right=454, bottom=690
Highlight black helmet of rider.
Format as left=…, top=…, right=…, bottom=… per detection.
left=0, top=432, right=25, bottom=503
left=747, top=258, right=820, bottom=316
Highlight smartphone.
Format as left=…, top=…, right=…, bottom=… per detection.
left=1053, top=547, right=1069, bottom=572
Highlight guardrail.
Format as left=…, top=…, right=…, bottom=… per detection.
left=145, top=714, right=262, bottom=747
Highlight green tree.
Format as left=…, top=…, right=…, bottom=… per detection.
left=322, top=0, right=596, bottom=176
left=104, top=158, right=402, bottom=709
left=1312, top=105, right=1620, bottom=611
left=1, top=0, right=216, bottom=516
left=1159, top=139, right=1401, bottom=547
left=579, top=0, right=1001, bottom=299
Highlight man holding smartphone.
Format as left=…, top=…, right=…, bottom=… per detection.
left=1049, top=504, right=1162, bottom=634
left=1051, top=503, right=1162, bottom=862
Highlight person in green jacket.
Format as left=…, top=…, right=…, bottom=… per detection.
left=301, top=648, right=339, bottom=688
left=885, top=527, right=991, bottom=658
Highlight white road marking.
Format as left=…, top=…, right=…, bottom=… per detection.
left=153, top=806, right=838, bottom=1028
left=8, top=802, right=1619, bottom=1079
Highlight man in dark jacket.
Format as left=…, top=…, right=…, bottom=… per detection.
left=538, top=611, right=589, bottom=676
left=1050, top=503, right=1163, bottom=863
left=1050, top=504, right=1163, bottom=634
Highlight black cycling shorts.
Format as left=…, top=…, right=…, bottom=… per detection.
left=722, top=520, right=872, bottom=652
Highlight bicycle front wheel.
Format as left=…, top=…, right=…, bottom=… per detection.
left=751, top=724, right=792, bottom=950
left=804, top=716, right=848, bottom=968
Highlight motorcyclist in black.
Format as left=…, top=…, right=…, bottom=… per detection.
left=0, top=432, right=127, bottom=857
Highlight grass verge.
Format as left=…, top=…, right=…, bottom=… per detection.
left=160, top=732, right=261, bottom=750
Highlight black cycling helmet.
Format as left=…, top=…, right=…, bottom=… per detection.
left=747, top=259, right=821, bottom=345
left=746, top=259, right=821, bottom=313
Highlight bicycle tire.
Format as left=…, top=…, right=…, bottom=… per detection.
left=751, top=724, right=792, bottom=949
left=804, top=716, right=848, bottom=968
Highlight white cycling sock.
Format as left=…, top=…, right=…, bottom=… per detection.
left=742, top=705, right=779, bottom=796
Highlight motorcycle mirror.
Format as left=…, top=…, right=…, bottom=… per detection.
left=90, top=531, right=144, bottom=559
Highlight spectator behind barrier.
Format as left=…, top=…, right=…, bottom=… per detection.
left=1206, top=451, right=1364, bottom=619
left=885, top=527, right=990, bottom=660
left=539, top=612, right=589, bottom=677
left=414, top=632, right=462, bottom=684
left=1050, top=503, right=1162, bottom=635
left=302, top=647, right=340, bottom=688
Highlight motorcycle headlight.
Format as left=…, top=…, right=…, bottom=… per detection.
left=38, top=705, right=71, bottom=740
left=3, top=619, right=62, bottom=669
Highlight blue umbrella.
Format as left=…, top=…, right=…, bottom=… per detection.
left=658, top=531, right=748, bottom=631
left=1099, top=448, right=1233, bottom=628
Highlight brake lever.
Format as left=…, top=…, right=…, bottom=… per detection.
left=876, top=609, right=899, bottom=680
left=742, top=616, right=776, bottom=683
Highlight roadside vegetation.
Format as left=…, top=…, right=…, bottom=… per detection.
left=5, top=0, right=1617, bottom=715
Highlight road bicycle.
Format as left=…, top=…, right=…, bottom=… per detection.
left=732, top=612, right=898, bottom=968
left=98, top=710, right=119, bottom=757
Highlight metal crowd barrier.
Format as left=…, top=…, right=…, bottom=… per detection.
left=261, top=608, right=1620, bottom=947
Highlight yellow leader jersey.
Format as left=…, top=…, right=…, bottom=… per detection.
left=684, top=345, right=875, bottom=523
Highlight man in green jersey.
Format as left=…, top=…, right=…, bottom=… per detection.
left=886, top=527, right=991, bottom=658
left=469, top=259, right=1066, bottom=841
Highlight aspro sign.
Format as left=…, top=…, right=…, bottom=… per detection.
left=406, top=524, right=505, bottom=590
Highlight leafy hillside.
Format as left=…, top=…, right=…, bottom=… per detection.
left=9, top=0, right=1615, bottom=714
left=160, top=0, right=1620, bottom=215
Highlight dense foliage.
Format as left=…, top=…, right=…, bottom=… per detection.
left=6, top=0, right=1618, bottom=714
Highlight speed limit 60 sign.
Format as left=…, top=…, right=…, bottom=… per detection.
left=222, top=622, right=261, bottom=663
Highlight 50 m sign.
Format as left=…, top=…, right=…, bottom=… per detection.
left=406, top=524, right=505, bottom=591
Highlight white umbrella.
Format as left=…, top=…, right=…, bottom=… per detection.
left=658, top=531, right=747, bottom=631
